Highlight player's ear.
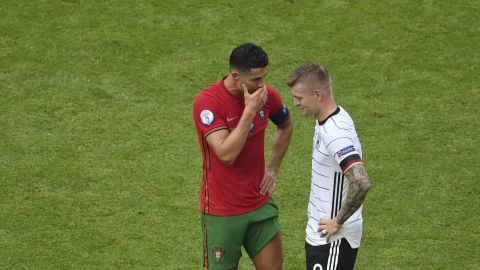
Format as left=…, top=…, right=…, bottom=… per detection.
left=314, top=89, right=323, bottom=101
left=231, top=70, right=240, bottom=81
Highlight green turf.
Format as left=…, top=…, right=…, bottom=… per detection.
left=1, top=0, right=479, bottom=269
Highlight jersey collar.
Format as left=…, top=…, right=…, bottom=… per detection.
left=317, top=106, right=340, bottom=126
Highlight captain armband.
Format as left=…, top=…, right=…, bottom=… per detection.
left=269, top=104, right=289, bottom=126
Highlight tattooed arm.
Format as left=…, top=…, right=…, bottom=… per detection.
left=319, top=163, right=371, bottom=241
left=336, top=164, right=371, bottom=224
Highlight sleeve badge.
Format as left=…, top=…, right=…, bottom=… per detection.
left=200, top=110, right=214, bottom=125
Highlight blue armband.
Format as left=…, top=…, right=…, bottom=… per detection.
left=269, top=104, right=289, bottom=126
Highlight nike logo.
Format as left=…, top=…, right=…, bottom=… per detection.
left=226, top=116, right=239, bottom=122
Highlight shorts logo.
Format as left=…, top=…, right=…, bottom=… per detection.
left=212, top=247, right=225, bottom=263
left=336, top=145, right=356, bottom=158
left=200, top=110, right=214, bottom=125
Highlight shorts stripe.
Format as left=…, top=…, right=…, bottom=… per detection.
left=203, top=214, right=209, bottom=268
left=306, top=238, right=358, bottom=270
left=327, top=239, right=340, bottom=270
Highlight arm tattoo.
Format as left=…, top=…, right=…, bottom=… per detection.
left=336, top=164, right=371, bottom=225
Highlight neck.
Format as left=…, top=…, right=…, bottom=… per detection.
left=315, top=99, right=338, bottom=123
left=224, top=74, right=243, bottom=98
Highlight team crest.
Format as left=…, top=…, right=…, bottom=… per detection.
left=212, top=247, right=225, bottom=263
left=258, top=109, right=265, bottom=120
left=314, top=133, right=321, bottom=149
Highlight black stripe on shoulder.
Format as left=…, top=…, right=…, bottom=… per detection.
left=339, top=154, right=362, bottom=171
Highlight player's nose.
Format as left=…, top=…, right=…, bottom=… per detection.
left=293, top=98, right=300, bottom=107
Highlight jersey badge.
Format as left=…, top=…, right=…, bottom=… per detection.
left=258, top=109, right=265, bottom=120
left=314, top=133, right=320, bottom=149
left=212, top=247, right=225, bottom=263
left=336, top=145, right=356, bottom=158
left=200, top=110, right=214, bottom=125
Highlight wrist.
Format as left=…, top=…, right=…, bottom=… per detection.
left=267, top=165, right=280, bottom=173
left=243, top=108, right=257, bottom=119
left=334, top=217, right=344, bottom=226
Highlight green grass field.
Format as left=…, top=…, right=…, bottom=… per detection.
left=1, top=0, right=479, bottom=269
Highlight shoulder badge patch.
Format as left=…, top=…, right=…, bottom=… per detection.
left=212, top=247, right=225, bottom=263
left=200, top=110, right=214, bottom=125
left=336, top=145, right=356, bottom=158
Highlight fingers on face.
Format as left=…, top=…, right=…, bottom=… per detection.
left=241, top=84, right=249, bottom=93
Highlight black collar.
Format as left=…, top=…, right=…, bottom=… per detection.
left=317, top=106, right=340, bottom=126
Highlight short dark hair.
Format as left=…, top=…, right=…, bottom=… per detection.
left=287, top=63, right=332, bottom=94
left=229, top=43, right=269, bottom=72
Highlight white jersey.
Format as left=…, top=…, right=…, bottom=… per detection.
left=305, top=106, right=364, bottom=248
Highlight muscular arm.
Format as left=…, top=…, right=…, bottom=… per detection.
left=268, top=116, right=293, bottom=172
left=259, top=116, right=293, bottom=194
left=206, top=84, right=267, bottom=166
left=205, top=108, right=256, bottom=165
left=319, top=163, right=371, bottom=240
left=335, top=163, right=371, bottom=224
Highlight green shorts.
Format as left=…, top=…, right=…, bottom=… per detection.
left=200, top=199, right=281, bottom=269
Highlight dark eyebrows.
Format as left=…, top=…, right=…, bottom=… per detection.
left=251, top=72, right=268, bottom=81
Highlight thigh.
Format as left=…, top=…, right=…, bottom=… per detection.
left=251, top=232, right=283, bottom=270
left=243, top=199, right=281, bottom=258
left=335, top=239, right=358, bottom=270
left=201, top=213, right=248, bottom=269
left=305, top=239, right=358, bottom=270
left=305, top=241, right=331, bottom=270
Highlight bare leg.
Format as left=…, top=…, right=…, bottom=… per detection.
left=251, top=233, right=283, bottom=270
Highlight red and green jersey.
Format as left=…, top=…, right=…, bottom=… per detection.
left=193, top=78, right=289, bottom=216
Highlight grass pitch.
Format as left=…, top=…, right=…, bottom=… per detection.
left=1, top=0, right=478, bottom=269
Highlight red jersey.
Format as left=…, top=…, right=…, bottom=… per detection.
left=193, top=79, right=288, bottom=216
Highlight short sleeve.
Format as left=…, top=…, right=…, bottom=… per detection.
left=193, top=93, right=228, bottom=137
left=324, top=131, right=362, bottom=172
left=267, top=86, right=290, bottom=126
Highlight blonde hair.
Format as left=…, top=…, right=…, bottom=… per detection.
left=287, top=63, right=332, bottom=95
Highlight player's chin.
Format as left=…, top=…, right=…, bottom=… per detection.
left=300, top=109, right=311, bottom=116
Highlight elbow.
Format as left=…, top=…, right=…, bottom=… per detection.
left=221, top=159, right=235, bottom=166
left=211, top=145, right=238, bottom=166
left=218, top=155, right=236, bottom=166
left=361, top=179, right=371, bottom=193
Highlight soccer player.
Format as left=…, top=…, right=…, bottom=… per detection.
left=193, top=43, right=293, bottom=270
left=287, top=63, right=371, bottom=270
